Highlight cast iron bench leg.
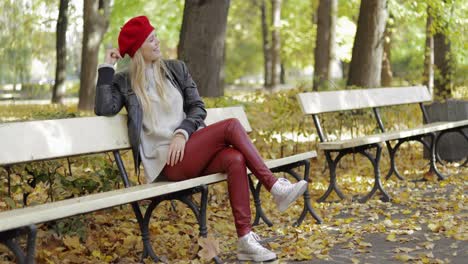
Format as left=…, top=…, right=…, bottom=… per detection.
left=384, top=141, right=405, bottom=181
left=317, top=151, right=346, bottom=203
left=284, top=159, right=323, bottom=226
left=358, top=144, right=390, bottom=203
left=249, top=175, right=273, bottom=227
left=0, top=224, right=37, bottom=264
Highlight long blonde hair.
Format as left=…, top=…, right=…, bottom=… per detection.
left=130, top=49, right=171, bottom=133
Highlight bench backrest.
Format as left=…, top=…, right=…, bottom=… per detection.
left=0, top=106, right=250, bottom=166
left=297, top=86, right=431, bottom=115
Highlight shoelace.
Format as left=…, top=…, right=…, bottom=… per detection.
left=275, top=178, right=292, bottom=192
left=250, top=232, right=261, bottom=242
left=246, top=232, right=270, bottom=252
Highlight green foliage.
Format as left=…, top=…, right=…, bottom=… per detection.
left=51, top=215, right=89, bottom=241
left=280, top=0, right=315, bottom=69
left=0, top=104, right=84, bottom=123
left=225, top=1, right=264, bottom=83
left=0, top=0, right=58, bottom=84
left=225, top=0, right=317, bottom=84
left=388, top=0, right=467, bottom=86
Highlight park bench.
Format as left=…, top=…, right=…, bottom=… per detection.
left=0, top=106, right=320, bottom=263
left=0, top=91, right=21, bottom=101
left=297, top=86, right=468, bottom=203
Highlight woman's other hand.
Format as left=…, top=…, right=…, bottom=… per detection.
left=105, top=48, right=122, bottom=65
left=167, top=133, right=186, bottom=166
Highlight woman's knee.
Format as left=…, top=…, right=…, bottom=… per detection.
left=224, top=118, right=247, bottom=137
left=224, top=118, right=242, bottom=129
left=225, top=117, right=239, bottom=123
left=222, top=148, right=245, bottom=167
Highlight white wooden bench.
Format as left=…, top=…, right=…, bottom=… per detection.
left=0, top=106, right=318, bottom=263
left=0, top=92, right=21, bottom=101
left=297, top=86, right=468, bottom=203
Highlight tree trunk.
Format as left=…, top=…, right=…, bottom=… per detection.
left=78, top=0, right=111, bottom=111
left=178, top=0, right=230, bottom=97
left=423, top=7, right=434, bottom=97
left=347, top=0, right=388, bottom=88
left=433, top=32, right=453, bottom=100
left=268, top=0, right=281, bottom=90
left=260, top=0, right=272, bottom=87
left=433, top=1, right=453, bottom=101
left=52, top=0, right=69, bottom=104
left=313, top=0, right=337, bottom=91
left=280, top=63, right=285, bottom=84
left=381, top=14, right=393, bottom=87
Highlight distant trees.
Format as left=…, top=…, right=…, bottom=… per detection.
left=313, top=0, right=337, bottom=91
left=267, top=0, right=282, bottom=89
left=380, top=14, right=393, bottom=87
left=0, top=1, right=35, bottom=88
left=52, top=0, right=70, bottom=104
left=1, top=0, right=466, bottom=104
left=423, top=6, right=434, bottom=96
left=259, top=0, right=271, bottom=88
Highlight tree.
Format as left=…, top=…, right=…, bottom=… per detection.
left=78, top=0, right=112, bottom=111
left=313, top=0, right=337, bottom=91
left=432, top=3, right=454, bottom=100
left=380, top=14, right=393, bottom=87
left=267, top=0, right=282, bottom=89
left=0, top=1, right=35, bottom=87
left=178, top=0, right=230, bottom=97
left=423, top=6, right=434, bottom=96
left=347, top=0, right=388, bottom=88
left=260, top=0, right=272, bottom=87
left=52, top=0, right=70, bottom=104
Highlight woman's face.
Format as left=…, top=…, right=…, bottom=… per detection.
left=140, top=31, right=161, bottom=63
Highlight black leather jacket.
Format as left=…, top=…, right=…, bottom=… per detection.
left=95, top=59, right=207, bottom=174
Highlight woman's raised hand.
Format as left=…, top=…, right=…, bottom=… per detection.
left=105, top=48, right=122, bottom=65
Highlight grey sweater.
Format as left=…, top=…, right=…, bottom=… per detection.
left=139, top=67, right=186, bottom=182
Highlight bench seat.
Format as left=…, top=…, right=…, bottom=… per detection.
left=319, top=120, right=468, bottom=150
left=0, top=151, right=316, bottom=233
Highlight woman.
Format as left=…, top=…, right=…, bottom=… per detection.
left=95, top=16, right=308, bottom=262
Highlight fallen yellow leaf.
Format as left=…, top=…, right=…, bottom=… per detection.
left=197, top=235, right=220, bottom=260
left=386, top=233, right=397, bottom=242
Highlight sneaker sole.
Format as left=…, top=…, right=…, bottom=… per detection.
left=277, top=180, right=308, bottom=212
left=237, top=252, right=277, bottom=262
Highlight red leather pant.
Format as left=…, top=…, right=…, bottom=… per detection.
left=162, top=118, right=278, bottom=237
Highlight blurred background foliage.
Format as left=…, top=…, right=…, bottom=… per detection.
left=0, top=0, right=466, bottom=93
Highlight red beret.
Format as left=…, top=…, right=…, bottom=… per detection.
left=118, top=16, right=155, bottom=58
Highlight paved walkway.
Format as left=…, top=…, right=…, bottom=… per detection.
left=221, top=169, right=467, bottom=263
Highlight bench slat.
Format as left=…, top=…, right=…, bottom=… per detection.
left=0, top=115, right=130, bottom=166
left=297, top=86, right=432, bottom=114
left=0, top=151, right=316, bottom=232
left=204, top=106, right=252, bottom=132
left=0, top=106, right=249, bottom=166
left=319, top=120, right=468, bottom=150
left=0, top=173, right=227, bottom=232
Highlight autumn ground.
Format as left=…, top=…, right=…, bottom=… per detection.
left=0, top=143, right=466, bottom=264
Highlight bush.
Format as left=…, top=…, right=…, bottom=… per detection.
left=20, top=83, right=52, bottom=99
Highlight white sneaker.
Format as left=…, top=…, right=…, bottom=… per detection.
left=237, top=232, right=277, bottom=262
left=271, top=178, right=308, bottom=212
